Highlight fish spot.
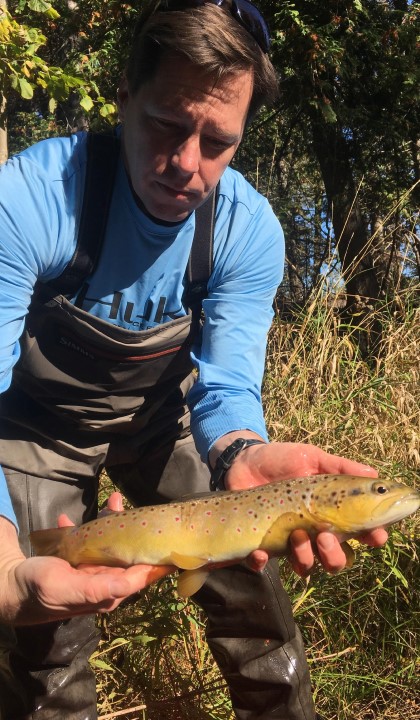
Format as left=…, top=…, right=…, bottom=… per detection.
left=97, top=530, right=103, bottom=536
left=279, top=499, right=284, bottom=505
left=84, top=533, right=89, bottom=539
left=220, top=517, right=226, bottom=523
left=141, top=521, right=147, bottom=527
left=237, top=527, right=241, bottom=533
left=190, top=524, right=195, bottom=530
left=206, top=511, right=212, bottom=516
left=175, top=517, right=180, bottom=522
left=119, top=523, right=125, bottom=529
left=157, top=529, right=162, bottom=534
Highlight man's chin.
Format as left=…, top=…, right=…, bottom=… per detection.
left=132, top=183, right=204, bottom=223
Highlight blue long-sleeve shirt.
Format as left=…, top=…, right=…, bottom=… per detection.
left=0, top=132, right=284, bottom=527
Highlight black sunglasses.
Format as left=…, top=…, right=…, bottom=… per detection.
left=159, top=0, right=271, bottom=54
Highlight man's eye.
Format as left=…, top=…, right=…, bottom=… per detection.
left=153, top=118, right=178, bottom=131
left=205, top=137, right=230, bottom=151
left=156, top=119, right=170, bottom=128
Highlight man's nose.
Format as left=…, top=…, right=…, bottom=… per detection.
left=171, top=136, right=200, bottom=176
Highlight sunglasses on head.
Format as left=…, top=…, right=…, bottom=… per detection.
left=159, top=0, right=271, bottom=54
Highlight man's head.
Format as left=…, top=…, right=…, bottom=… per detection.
left=126, top=0, right=278, bottom=127
left=118, top=0, right=278, bottom=222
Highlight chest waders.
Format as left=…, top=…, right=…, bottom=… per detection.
left=0, top=134, right=316, bottom=720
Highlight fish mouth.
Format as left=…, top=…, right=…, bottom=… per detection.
left=371, top=492, right=420, bottom=525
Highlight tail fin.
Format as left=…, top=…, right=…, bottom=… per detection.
left=30, top=527, right=72, bottom=558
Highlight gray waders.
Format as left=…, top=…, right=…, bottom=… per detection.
left=0, top=134, right=316, bottom=719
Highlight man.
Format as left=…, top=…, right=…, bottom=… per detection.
left=0, top=1, right=387, bottom=718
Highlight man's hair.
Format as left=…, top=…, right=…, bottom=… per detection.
left=125, top=1, right=278, bottom=123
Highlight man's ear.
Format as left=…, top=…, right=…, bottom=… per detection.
left=117, top=75, right=130, bottom=121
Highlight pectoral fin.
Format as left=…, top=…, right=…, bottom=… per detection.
left=341, top=541, right=355, bottom=568
left=169, top=552, right=208, bottom=570
left=177, top=569, right=210, bottom=597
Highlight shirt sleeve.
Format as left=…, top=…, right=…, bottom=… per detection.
left=188, top=189, right=284, bottom=461
left=0, top=148, right=77, bottom=394
left=0, top=467, right=18, bottom=528
left=0, top=138, right=81, bottom=528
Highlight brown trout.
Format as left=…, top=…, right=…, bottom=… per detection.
left=30, top=474, right=419, bottom=597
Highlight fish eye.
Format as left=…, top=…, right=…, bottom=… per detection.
left=373, top=483, right=389, bottom=495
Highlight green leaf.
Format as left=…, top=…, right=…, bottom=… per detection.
left=45, top=7, right=60, bottom=19
left=99, top=103, right=116, bottom=117
left=79, top=94, right=94, bottom=112
left=132, top=634, right=157, bottom=646
left=48, top=97, right=57, bottom=113
left=90, top=658, right=114, bottom=671
left=18, top=77, right=33, bottom=99
left=28, top=0, right=52, bottom=13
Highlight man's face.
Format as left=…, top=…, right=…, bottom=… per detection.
left=118, top=56, right=254, bottom=222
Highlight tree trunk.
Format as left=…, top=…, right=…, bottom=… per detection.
left=310, top=118, right=383, bottom=357
left=310, top=119, right=380, bottom=302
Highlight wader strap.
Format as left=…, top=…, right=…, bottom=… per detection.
left=184, top=183, right=219, bottom=313
left=48, top=133, right=120, bottom=298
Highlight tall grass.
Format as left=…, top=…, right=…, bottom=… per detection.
left=95, top=287, right=419, bottom=720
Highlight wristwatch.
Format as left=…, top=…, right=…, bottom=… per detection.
left=209, top=437, right=266, bottom=492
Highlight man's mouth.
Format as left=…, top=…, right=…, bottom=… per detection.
left=156, top=181, right=198, bottom=200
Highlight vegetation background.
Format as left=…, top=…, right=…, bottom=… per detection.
left=1, top=0, right=419, bottom=718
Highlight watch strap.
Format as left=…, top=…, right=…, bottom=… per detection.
left=209, top=438, right=266, bottom=492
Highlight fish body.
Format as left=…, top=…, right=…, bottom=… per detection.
left=30, top=474, right=420, bottom=596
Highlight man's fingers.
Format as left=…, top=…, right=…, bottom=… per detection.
left=289, top=529, right=348, bottom=576
left=289, top=529, right=314, bottom=576
left=57, top=513, right=74, bottom=528
left=358, top=527, right=388, bottom=546
left=106, top=492, right=124, bottom=512
left=315, top=532, right=347, bottom=573
left=246, top=549, right=269, bottom=573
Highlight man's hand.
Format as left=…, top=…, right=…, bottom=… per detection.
left=217, top=437, right=388, bottom=577
left=0, top=494, right=173, bottom=626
